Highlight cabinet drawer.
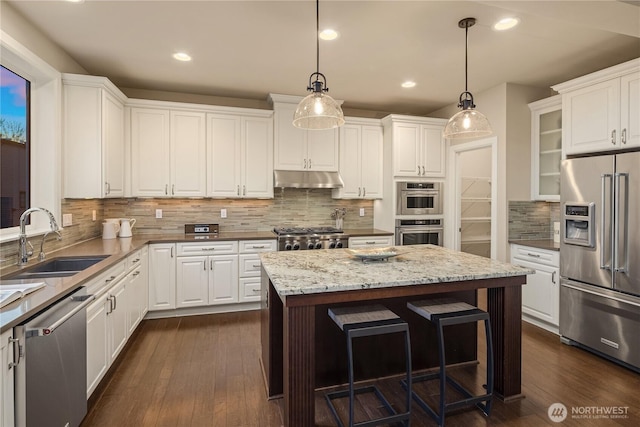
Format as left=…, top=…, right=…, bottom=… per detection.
left=177, top=241, right=238, bottom=256
left=511, top=244, right=559, bottom=267
left=239, top=254, right=262, bottom=277
left=348, top=236, right=394, bottom=248
left=239, top=278, right=261, bottom=302
left=238, top=239, right=277, bottom=253
left=126, top=249, right=143, bottom=271
left=85, top=261, right=126, bottom=296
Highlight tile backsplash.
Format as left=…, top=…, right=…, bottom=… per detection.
left=1, top=189, right=373, bottom=269
left=508, top=200, right=560, bottom=240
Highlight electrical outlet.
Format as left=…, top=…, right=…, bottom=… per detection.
left=155, top=209, right=163, bottom=219
left=62, top=213, right=72, bottom=227
left=221, top=208, right=227, bottom=218
left=92, top=210, right=96, bottom=221
left=359, top=208, right=365, bottom=217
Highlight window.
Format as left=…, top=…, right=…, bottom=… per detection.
left=1, top=65, right=31, bottom=228
left=0, top=30, right=61, bottom=242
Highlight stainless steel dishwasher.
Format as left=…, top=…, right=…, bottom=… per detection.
left=13, top=286, right=94, bottom=427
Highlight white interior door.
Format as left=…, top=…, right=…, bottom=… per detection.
left=448, top=138, right=498, bottom=259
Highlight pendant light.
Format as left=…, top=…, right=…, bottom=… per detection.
left=443, top=18, right=493, bottom=139
left=293, top=0, right=345, bottom=130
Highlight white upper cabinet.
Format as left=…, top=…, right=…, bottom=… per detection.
left=62, top=74, right=126, bottom=198
left=269, top=94, right=339, bottom=171
left=332, top=118, right=383, bottom=199
left=529, top=95, right=562, bottom=201
left=130, top=103, right=206, bottom=197
left=207, top=110, right=273, bottom=198
left=383, top=115, right=447, bottom=178
left=553, top=58, right=640, bottom=155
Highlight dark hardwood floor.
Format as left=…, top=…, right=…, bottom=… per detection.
left=81, top=309, right=640, bottom=427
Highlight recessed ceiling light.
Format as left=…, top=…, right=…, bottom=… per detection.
left=319, top=29, right=339, bottom=41
left=401, top=81, right=416, bottom=88
left=493, top=17, right=519, bottom=31
left=173, top=52, right=192, bottom=62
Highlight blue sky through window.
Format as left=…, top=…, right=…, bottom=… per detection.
left=1, top=65, right=28, bottom=142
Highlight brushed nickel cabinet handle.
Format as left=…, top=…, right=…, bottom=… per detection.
left=622, top=128, right=627, bottom=144
left=611, top=129, right=616, bottom=145
left=165, top=184, right=168, bottom=195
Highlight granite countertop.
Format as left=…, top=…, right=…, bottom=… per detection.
left=0, top=231, right=277, bottom=332
left=509, top=239, right=560, bottom=252
left=260, top=244, right=534, bottom=298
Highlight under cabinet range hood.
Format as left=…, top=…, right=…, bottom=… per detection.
left=274, top=170, right=344, bottom=189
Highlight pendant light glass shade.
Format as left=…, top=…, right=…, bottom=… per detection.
left=293, top=0, right=344, bottom=130
left=444, top=18, right=492, bottom=139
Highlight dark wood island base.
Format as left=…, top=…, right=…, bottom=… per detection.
left=261, top=272, right=526, bottom=426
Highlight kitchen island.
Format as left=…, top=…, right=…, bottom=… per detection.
left=260, top=245, right=532, bottom=426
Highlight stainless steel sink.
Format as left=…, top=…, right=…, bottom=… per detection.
left=5, top=255, right=109, bottom=280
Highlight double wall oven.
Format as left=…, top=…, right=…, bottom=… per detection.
left=395, top=181, right=444, bottom=247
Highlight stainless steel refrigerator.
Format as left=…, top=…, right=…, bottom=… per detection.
left=560, top=151, right=640, bottom=371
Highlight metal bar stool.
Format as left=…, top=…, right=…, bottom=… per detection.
left=404, top=298, right=494, bottom=427
left=326, top=305, right=412, bottom=427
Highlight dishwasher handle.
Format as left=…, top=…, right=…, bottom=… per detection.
left=26, top=293, right=95, bottom=337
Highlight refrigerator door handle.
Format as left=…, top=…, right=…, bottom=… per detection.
left=614, top=172, right=628, bottom=274
left=600, top=174, right=613, bottom=271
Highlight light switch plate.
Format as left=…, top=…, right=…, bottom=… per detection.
left=155, top=209, right=162, bottom=219
left=62, top=213, right=72, bottom=227
left=359, top=208, right=365, bottom=217
left=221, top=209, right=227, bottom=218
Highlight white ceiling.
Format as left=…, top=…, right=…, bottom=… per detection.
left=7, top=0, right=640, bottom=116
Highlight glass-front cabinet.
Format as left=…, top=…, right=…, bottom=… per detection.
left=529, top=95, right=562, bottom=201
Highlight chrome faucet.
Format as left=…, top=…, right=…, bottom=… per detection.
left=17, top=207, right=61, bottom=266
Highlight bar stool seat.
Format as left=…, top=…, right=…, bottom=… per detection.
left=326, top=305, right=412, bottom=427
left=404, top=298, right=494, bottom=427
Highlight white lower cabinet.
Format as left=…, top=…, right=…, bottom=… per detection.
left=86, top=247, right=149, bottom=398
left=510, top=244, right=560, bottom=333
left=174, top=239, right=276, bottom=308
left=348, top=235, right=394, bottom=249
left=148, top=243, right=176, bottom=311
left=1, top=329, right=15, bottom=427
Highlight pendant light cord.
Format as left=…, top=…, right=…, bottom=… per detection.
left=464, top=22, right=468, bottom=93
left=316, top=0, right=320, bottom=76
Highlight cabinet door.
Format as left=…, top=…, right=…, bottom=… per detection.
left=176, top=256, right=209, bottom=308
left=564, top=79, right=620, bottom=155
left=393, top=123, right=420, bottom=176
left=421, top=126, right=445, bottom=177
left=307, top=128, right=339, bottom=171
left=242, top=116, right=274, bottom=198
left=131, top=108, right=171, bottom=196
left=515, top=259, right=559, bottom=327
left=103, top=91, right=125, bottom=197
left=108, top=279, right=128, bottom=364
left=148, top=244, right=176, bottom=311
left=1, top=329, right=15, bottom=427
left=620, top=72, right=640, bottom=149
left=208, top=255, right=239, bottom=305
left=127, top=267, right=143, bottom=334
left=63, top=84, right=102, bottom=198
left=207, top=114, right=241, bottom=197
left=360, top=125, right=383, bottom=198
left=337, top=124, right=362, bottom=198
left=274, top=103, right=306, bottom=170
left=171, top=110, right=206, bottom=197
left=86, top=295, right=108, bottom=398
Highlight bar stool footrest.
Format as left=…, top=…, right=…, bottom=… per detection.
left=325, top=385, right=411, bottom=427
